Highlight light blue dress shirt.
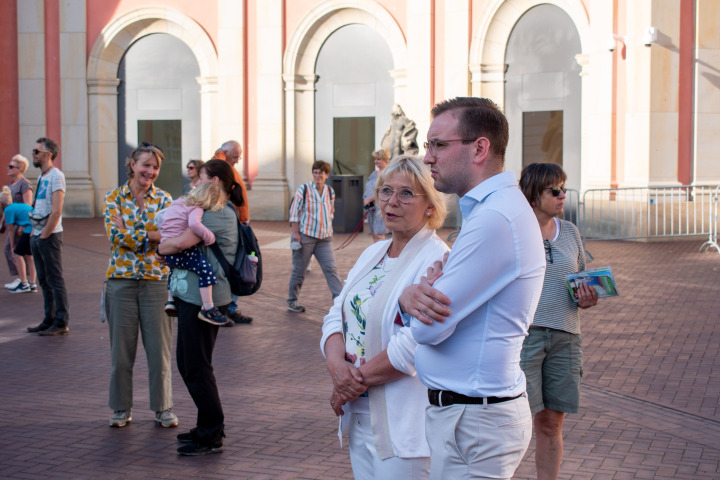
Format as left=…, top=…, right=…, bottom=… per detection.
left=406, top=171, right=546, bottom=397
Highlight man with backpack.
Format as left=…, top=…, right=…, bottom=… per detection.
left=287, top=160, right=342, bottom=312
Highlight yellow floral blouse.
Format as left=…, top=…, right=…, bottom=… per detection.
left=104, top=181, right=173, bottom=280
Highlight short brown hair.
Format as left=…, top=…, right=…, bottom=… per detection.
left=431, top=97, right=509, bottom=161
left=187, top=159, right=205, bottom=170
left=125, top=143, right=164, bottom=179
left=312, top=160, right=331, bottom=175
left=519, top=163, right=567, bottom=207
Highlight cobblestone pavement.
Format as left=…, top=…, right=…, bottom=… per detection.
left=0, top=218, right=718, bottom=479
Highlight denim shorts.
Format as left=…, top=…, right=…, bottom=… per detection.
left=520, top=326, right=583, bottom=415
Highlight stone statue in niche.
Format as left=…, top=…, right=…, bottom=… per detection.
left=380, top=104, right=419, bottom=159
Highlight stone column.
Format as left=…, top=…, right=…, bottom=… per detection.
left=251, top=0, right=288, bottom=220
left=216, top=0, right=245, bottom=148
left=283, top=73, right=317, bottom=201
left=405, top=0, right=433, bottom=139
left=197, top=76, right=219, bottom=160
left=442, top=0, right=470, bottom=99
left=59, top=0, right=93, bottom=216
left=87, top=78, right=120, bottom=215
left=17, top=0, right=46, bottom=163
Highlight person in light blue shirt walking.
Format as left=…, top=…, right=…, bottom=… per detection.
left=399, top=97, right=546, bottom=480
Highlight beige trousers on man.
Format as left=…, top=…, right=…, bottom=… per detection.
left=425, top=396, right=532, bottom=479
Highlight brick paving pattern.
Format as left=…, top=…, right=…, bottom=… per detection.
left=0, top=219, right=718, bottom=479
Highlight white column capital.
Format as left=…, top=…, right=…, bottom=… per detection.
left=470, top=64, right=507, bottom=84
left=196, top=76, right=219, bottom=93
left=575, top=54, right=590, bottom=77
left=87, top=78, right=120, bottom=95
left=389, top=68, right=408, bottom=89
left=282, top=74, right=318, bottom=92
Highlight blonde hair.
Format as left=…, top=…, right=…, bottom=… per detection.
left=184, top=182, right=227, bottom=212
left=372, top=148, right=389, bottom=162
left=0, top=186, right=11, bottom=206
left=11, top=154, right=29, bottom=173
left=376, top=155, right=447, bottom=230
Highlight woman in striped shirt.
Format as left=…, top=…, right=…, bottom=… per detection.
left=519, top=163, right=598, bottom=480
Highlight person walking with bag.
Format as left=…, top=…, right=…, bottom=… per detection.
left=287, top=160, right=342, bottom=313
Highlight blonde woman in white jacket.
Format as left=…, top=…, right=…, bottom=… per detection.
left=321, top=155, right=449, bottom=479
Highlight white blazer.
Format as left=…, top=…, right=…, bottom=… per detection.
left=321, top=226, right=450, bottom=458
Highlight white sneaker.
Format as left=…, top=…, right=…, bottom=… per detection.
left=5, top=278, right=21, bottom=289
left=155, top=408, right=179, bottom=428
left=109, top=409, right=132, bottom=427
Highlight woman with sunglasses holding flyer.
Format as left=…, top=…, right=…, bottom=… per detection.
left=519, top=163, right=598, bottom=480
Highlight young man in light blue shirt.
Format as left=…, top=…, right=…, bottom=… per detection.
left=399, top=97, right=546, bottom=479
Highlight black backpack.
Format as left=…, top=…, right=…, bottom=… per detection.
left=209, top=207, right=262, bottom=296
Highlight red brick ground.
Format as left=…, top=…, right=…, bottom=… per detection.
left=0, top=219, right=718, bottom=479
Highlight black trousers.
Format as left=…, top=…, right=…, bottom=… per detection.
left=30, top=233, right=69, bottom=328
left=175, top=297, right=225, bottom=445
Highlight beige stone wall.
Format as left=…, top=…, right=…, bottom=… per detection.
left=694, top=0, right=720, bottom=184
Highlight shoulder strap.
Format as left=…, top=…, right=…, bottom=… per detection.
left=209, top=204, right=241, bottom=279
left=32, top=174, right=42, bottom=208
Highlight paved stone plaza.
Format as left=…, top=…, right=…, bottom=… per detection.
left=0, top=218, right=718, bottom=479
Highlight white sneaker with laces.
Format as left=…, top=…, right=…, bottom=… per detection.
left=109, top=409, right=132, bottom=427
left=5, top=278, right=21, bottom=289
left=155, top=408, right=179, bottom=428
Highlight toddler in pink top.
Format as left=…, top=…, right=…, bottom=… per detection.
left=159, top=182, right=229, bottom=326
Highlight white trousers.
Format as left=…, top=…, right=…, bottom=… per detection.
left=425, top=396, right=532, bottom=480
left=348, top=412, right=430, bottom=480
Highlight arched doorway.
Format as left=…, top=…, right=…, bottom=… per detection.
left=504, top=4, right=582, bottom=189
left=283, top=2, right=407, bottom=195
left=117, top=33, right=201, bottom=198
left=315, top=24, right=394, bottom=180
left=87, top=7, right=218, bottom=214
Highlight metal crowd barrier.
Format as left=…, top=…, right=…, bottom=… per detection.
left=581, top=185, right=718, bottom=247
left=699, top=185, right=720, bottom=254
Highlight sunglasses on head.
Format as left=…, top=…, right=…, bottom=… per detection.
left=544, top=185, right=567, bottom=197
left=139, top=141, right=164, bottom=153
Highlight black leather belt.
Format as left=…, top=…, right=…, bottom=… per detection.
left=428, top=389, right=522, bottom=407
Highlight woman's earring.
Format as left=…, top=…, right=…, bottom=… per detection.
left=426, top=211, right=431, bottom=216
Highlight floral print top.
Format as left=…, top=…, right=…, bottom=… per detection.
left=104, top=181, right=172, bottom=280
left=342, top=254, right=397, bottom=411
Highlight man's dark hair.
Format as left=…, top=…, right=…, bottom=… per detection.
left=312, top=160, right=331, bottom=175
left=519, top=162, right=567, bottom=207
left=430, top=97, right=509, bottom=160
left=36, top=137, right=59, bottom=160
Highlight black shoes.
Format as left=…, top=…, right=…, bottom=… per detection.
left=177, top=442, right=223, bottom=456
left=176, top=429, right=223, bottom=455
left=177, top=429, right=196, bottom=443
left=229, top=311, right=253, bottom=324
left=220, top=311, right=253, bottom=327
left=38, top=326, right=70, bottom=336
left=27, top=323, right=51, bottom=333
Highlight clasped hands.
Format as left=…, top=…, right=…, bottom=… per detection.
left=327, top=358, right=366, bottom=416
